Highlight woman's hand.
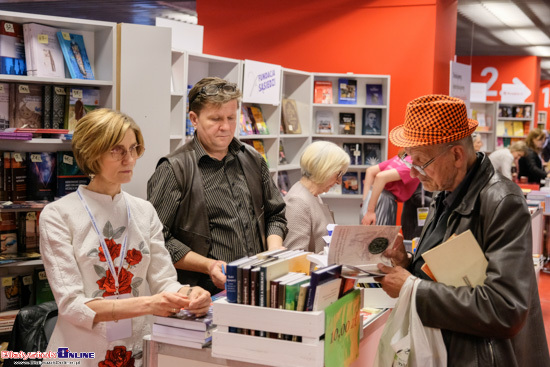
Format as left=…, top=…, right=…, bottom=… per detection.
left=184, top=286, right=211, bottom=316
left=361, top=211, right=376, bottom=225
left=149, top=292, right=193, bottom=317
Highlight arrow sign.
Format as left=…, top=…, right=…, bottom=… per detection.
left=500, top=77, right=531, bottom=103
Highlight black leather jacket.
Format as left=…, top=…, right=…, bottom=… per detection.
left=411, top=154, right=550, bottom=366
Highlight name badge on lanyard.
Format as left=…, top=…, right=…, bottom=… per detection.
left=77, top=187, right=133, bottom=341
left=417, top=184, right=428, bottom=227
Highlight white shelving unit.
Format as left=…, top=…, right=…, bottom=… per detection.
left=495, top=102, right=535, bottom=149
left=470, top=101, right=497, bottom=153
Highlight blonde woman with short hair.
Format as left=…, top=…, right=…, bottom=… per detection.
left=488, top=140, right=528, bottom=180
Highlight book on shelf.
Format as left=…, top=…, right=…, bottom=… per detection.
left=10, top=152, right=27, bottom=201
left=28, top=152, right=57, bottom=201
left=421, top=230, right=487, bottom=288
left=150, top=334, right=211, bottom=349
left=0, top=212, right=17, bottom=255
left=225, top=256, right=258, bottom=303
left=51, top=86, right=68, bottom=129
left=56, top=31, right=94, bottom=80
left=259, top=257, right=290, bottom=308
left=514, top=106, right=524, bottom=118
left=65, top=87, right=100, bottom=130
left=0, top=154, right=4, bottom=200
left=315, top=110, right=335, bottom=134
left=314, top=80, right=333, bottom=104
left=362, top=108, right=382, bottom=135
left=343, top=142, right=362, bottom=166
left=339, top=112, right=355, bottom=135
left=0, top=21, right=26, bottom=76
left=0, top=83, right=9, bottom=131
left=496, top=121, right=505, bottom=136
left=57, top=151, right=89, bottom=197
left=312, top=277, right=342, bottom=311
left=525, top=105, right=532, bottom=118
left=338, top=78, right=357, bottom=104
left=513, top=121, right=524, bottom=137
left=277, top=170, right=290, bottom=197
left=247, top=106, right=269, bottom=135
left=0, top=275, right=20, bottom=311
left=341, top=172, right=359, bottom=195
left=284, top=274, right=311, bottom=311
left=278, top=140, right=288, bottom=164
left=281, top=98, right=302, bottom=134
left=363, top=143, right=381, bottom=166
left=42, top=85, right=52, bottom=129
left=327, top=225, right=401, bottom=276
left=22, top=23, right=65, bottom=78
left=366, top=84, right=383, bottom=105
left=16, top=211, right=38, bottom=254
left=10, top=83, right=43, bottom=129
left=251, top=140, right=268, bottom=165
left=477, top=112, right=486, bottom=126
left=305, top=264, right=342, bottom=311
left=239, top=105, right=254, bottom=136
left=2, top=152, right=12, bottom=201
left=503, top=121, right=513, bottom=136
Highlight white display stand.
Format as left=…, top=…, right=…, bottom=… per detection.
left=470, top=101, right=497, bottom=153
left=494, top=102, right=535, bottom=150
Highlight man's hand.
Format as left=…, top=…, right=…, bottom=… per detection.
left=208, top=260, right=227, bottom=289
left=384, top=233, right=410, bottom=268
left=375, top=264, right=411, bottom=298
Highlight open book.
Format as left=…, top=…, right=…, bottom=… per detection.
left=421, top=230, right=488, bottom=287
left=327, top=225, right=401, bottom=276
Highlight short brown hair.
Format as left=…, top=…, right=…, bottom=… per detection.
left=72, top=108, right=144, bottom=175
left=188, top=77, right=242, bottom=115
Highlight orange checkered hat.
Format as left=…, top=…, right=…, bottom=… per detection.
left=389, top=94, right=478, bottom=147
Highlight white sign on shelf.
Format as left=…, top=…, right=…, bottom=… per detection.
left=470, top=82, right=487, bottom=102
left=242, top=59, right=281, bottom=105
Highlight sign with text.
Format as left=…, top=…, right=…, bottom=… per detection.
left=470, top=82, right=487, bottom=103
left=449, top=61, right=471, bottom=104
left=324, top=289, right=360, bottom=367
left=242, top=59, right=281, bottom=105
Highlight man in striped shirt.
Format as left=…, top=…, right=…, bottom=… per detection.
left=147, top=77, right=287, bottom=295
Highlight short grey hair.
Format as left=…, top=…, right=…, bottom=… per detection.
left=300, top=141, right=350, bottom=184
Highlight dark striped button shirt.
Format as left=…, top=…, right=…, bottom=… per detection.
left=148, top=137, right=286, bottom=264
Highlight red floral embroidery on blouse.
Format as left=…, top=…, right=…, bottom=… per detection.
left=98, top=239, right=122, bottom=262
left=124, top=249, right=143, bottom=266
left=98, top=345, right=134, bottom=367
left=96, top=267, right=133, bottom=296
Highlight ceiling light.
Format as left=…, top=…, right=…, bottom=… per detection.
left=525, top=4, right=550, bottom=27
left=492, top=30, right=530, bottom=46
left=515, top=29, right=550, bottom=46
left=540, top=60, right=550, bottom=69
left=483, top=3, right=534, bottom=28
left=525, top=46, right=550, bottom=57
left=457, top=4, right=504, bottom=28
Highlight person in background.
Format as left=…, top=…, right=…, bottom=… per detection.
left=518, top=128, right=550, bottom=183
left=471, top=132, right=483, bottom=152
left=147, top=77, right=287, bottom=295
left=39, top=109, right=211, bottom=366
left=360, top=154, right=420, bottom=225
left=378, top=94, right=549, bottom=366
left=283, top=141, right=350, bottom=253
left=488, top=140, right=528, bottom=180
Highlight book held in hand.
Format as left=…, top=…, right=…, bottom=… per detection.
left=56, top=31, right=94, bottom=80
left=338, top=78, right=357, bottom=104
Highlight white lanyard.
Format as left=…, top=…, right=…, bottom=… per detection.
left=77, top=187, right=131, bottom=295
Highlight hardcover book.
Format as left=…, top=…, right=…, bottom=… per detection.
left=0, top=21, right=26, bottom=76
left=52, top=86, right=68, bottom=129
left=314, top=80, right=333, bottom=104
left=16, top=211, right=38, bottom=253
left=259, top=258, right=290, bottom=308
left=3, top=152, right=12, bottom=201
left=56, top=31, right=94, bottom=80
left=341, top=172, right=359, bottom=194
left=0, top=83, right=9, bottom=130
left=27, top=152, right=57, bottom=201
left=363, top=143, right=381, bottom=166
left=23, top=23, right=65, bottom=78
left=42, top=85, right=52, bottom=129
left=281, top=98, right=302, bottom=134
left=225, top=256, right=256, bottom=303
left=343, top=142, right=362, bottom=166
left=65, top=87, right=100, bottom=130
left=362, top=109, right=382, bottom=135
left=305, top=264, right=342, bottom=312
left=56, top=151, right=89, bottom=197
left=338, top=78, right=357, bottom=104
left=10, top=84, right=43, bottom=129
left=284, top=274, right=310, bottom=311
left=366, top=84, right=383, bottom=105
left=315, top=110, right=334, bottom=134
left=0, top=276, right=20, bottom=311
left=0, top=212, right=17, bottom=255
left=10, top=152, right=27, bottom=201
left=339, top=112, right=355, bottom=134
left=312, top=277, right=342, bottom=311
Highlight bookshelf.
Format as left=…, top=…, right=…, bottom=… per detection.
left=470, top=101, right=496, bottom=153
left=495, top=102, right=535, bottom=149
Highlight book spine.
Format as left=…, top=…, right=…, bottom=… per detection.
left=225, top=263, right=239, bottom=303
left=42, top=85, right=52, bottom=129
left=258, top=268, right=266, bottom=308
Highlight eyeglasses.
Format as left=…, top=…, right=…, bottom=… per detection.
left=110, top=144, right=145, bottom=161
left=188, top=83, right=238, bottom=105
left=337, top=171, right=344, bottom=179
left=400, top=145, right=454, bottom=176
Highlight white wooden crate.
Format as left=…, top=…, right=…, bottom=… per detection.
left=212, top=298, right=325, bottom=367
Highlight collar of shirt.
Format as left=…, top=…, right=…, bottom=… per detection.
left=193, top=133, right=245, bottom=163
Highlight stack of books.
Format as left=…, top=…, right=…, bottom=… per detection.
left=0, top=310, right=19, bottom=333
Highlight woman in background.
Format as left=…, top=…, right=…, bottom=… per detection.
left=39, top=108, right=210, bottom=366
left=518, top=128, right=549, bottom=183
left=283, top=141, right=350, bottom=253
left=489, top=140, right=528, bottom=180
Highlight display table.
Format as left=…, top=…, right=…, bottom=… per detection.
left=142, top=309, right=390, bottom=367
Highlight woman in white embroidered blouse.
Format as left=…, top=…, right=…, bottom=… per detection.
left=39, top=108, right=211, bottom=366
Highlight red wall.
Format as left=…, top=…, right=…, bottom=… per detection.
left=539, top=80, right=550, bottom=129
left=197, top=0, right=458, bottom=158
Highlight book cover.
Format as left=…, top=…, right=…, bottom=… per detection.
left=363, top=143, right=381, bottom=166
left=3, top=152, right=12, bottom=201
left=16, top=211, right=38, bottom=253
left=305, top=264, right=342, bottom=311
left=248, top=106, right=269, bottom=134
left=343, top=142, right=362, bottom=165
left=52, top=86, right=68, bottom=129
left=270, top=272, right=298, bottom=309
left=225, top=256, right=255, bottom=303
left=279, top=140, right=288, bottom=164
left=10, top=152, right=27, bottom=201
left=27, top=152, right=57, bottom=201
left=339, top=112, right=355, bottom=134
left=503, top=121, right=513, bottom=136
left=19, top=273, right=34, bottom=308
left=312, top=277, right=342, bottom=311
left=10, top=84, right=43, bottom=129
left=366, top=84, right=383, bottom=105
left=277, top=170, right=290, bottom=197
left=421, top=230, right=488, bottom=288
left=56, top=31, right=94, bottom=80
left=362, top=109, right=382, bottom=135
left=65, top=87, right=100, bottom=130
left=259, top=258, right=290, bottom=308
left=284, top=274, right=310, bottom=311
left=315, top=110, right=335, bottom=134
left=56, top=151, right=89, bottom=197
left=341, top=172, right=359, bottom=195
left=35, top=269, right=55, bottom=305
left=0, top=276, right=20, bottom=311
left=0, top=21, right=26, bottom=76
left=42, top=85, right=52, bottom=129
left=296, top=282, right=310, bottom=312
left=0, top=212, right=17, bottom=255
left=0, top=83, right=9, bottom=130
left=513, top=121, right=524, bottom=137
left=239, top=105, right=254, bottom=135
left=23, top=23, right=65, bottom=78
left=496, top=121, right=505, bottom=136
left=314, top=80, right=333, bottom=104
left=514, top=106, right=524, bottom=118
left=281, top=98, right=302, bottom=134
left=338, top=78, right=357, bottom=104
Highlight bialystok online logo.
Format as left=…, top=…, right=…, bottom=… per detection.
left=2, top=348, right=95, bottom=360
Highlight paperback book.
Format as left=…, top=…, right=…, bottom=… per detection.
left=365, top=84, right=383, bottom=105
left=315, top=110, right=334, bottom=134
left=341, top=172, right=359, bottom=195
left=362, top=109, right=382, bottom=135
left=56, top=151, right=89, bottom=197
left=278, top=140, right=288, bottom=164
left=10, top=152, right=27, bottom=201
left=314, top=80, right=333, bottom=104
left=27, top=152, right=57, bottom=201
left=56, top=31, right=94, bottom=80
left=363, top=143, right=381, bottom=166
left=65, top=87, right=100, bottom=130
left=343, top=143, right=362, bottom=165
left=10, top=83, right=43, bottom=129
left=0, top=83, right=9, bottom=130
left=338, top=78, right=357, bottom=104
left=239, top=105, right=254, bottom=135
left=0, top=21, right=26, bottom=76
left=339, top=112, right=355, bottom=135
left=247, top=106, right=269, bottom=134
left=23, top=23, right=65, bottom=78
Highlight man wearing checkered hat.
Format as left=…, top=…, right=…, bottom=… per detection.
left=377, top=95, right=549, bottom=366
